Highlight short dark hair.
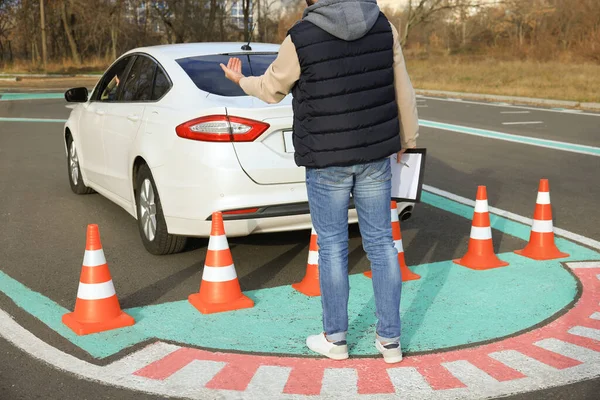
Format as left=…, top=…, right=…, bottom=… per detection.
left=305, top=0, right=313, bottom=6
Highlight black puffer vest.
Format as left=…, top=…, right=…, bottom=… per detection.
left=288, top=13, right=401, bottom=168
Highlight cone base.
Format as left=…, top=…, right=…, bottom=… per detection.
left=400, top=267, right=421, bottom=281
left=292, top=280, right=321, bottom=297
left=453, top=255, right=509, bottom=271
left=515, top=247, right=569, bottom=261
left=62, top=311, right=135, bottom=336
left=188, top=293, right=254, bottom=314
left=364, top=268, right=421, bottom=281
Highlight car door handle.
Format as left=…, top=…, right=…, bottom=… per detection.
left=95, top=109, right=105, bottom=115
left=127, top=114, right=140, bottom=122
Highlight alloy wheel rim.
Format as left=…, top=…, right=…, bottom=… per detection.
left=69, top=143, right=79, bottom=185
left=140, top=179, right=157, bottom=241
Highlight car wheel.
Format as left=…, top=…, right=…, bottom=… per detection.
left=135, top=164, right=187, bottom=255
left=67, top=136, right=95, bottom=195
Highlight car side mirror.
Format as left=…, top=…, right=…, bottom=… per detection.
left=65, top=87, right=88, bottom=103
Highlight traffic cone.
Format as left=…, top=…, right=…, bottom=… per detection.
left=364, top=201, right=420, bottom=281
left=292, top=227, right=321, bottom=296
left=515, top=179, right=569, bottom=260
left=62, top=224, right=134, bottom=335
left=189, top=212, right=254, bottom=314
left=454, top=186, right=509, bottom=270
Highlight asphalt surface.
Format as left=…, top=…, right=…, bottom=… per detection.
left=1, top=95, right=599, bottom=399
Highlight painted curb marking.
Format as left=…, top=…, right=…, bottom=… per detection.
left=420, top=120, right=600, bottom=157
left=2, top=263, right=596, bottom=399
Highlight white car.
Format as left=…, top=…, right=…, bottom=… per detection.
left=63, top=42, right=415, bottom=255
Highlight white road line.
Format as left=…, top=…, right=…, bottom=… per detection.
left=424, top=184, right=600, bottom=250
left=245, top=366, right=292, bottom=395
left=107, top=342, right=181, bottom=375
left=418, top=105, right=429, bottom=108
left=569, top=326, right=600, bottom=341
left=535, top=339, right=600, bottom=363
left=500, top=111, right=531, bottom=114
left=489, top=350, right=558, bottom=378
left=566, top=261, right=600, bottom=269
left=443, top=360, right=499, bottom=389
left=386, top=367, right=434, bottom=393
left=163, top=359, right=226, bottom=390
left=502, top=121, right=544, bottom=125
left=421, top=96, right=600, bottom=117
left=321, top=368, right=358, bottom=396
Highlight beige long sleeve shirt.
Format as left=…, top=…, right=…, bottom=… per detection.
left=239, top=22, right=419, bottom=148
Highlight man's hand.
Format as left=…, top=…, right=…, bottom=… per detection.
left=396, top=146, right=416, bottom=163
left=220, top=58, right=245, bottom=86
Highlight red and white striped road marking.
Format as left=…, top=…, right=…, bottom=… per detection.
left=119, top=261, right=600, bottom=398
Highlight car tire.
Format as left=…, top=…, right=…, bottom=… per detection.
left=67, top=136, right=95, bottom=195
left=135, top=164, right=187, bottom=255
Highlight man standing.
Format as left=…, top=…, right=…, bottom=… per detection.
left=221, top=0, right=419, bottom=364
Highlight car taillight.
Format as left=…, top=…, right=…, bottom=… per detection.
left=175, top=115, right=269, bottom=142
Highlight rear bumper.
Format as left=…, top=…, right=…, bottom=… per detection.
left=213, top=199, right=356, bottom=221
left=152, top=140, right=414, bottom=238
left=166, top=200, right=414, bottom=238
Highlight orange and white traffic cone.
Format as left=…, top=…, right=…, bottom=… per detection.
left=515, top=179, right=569, bottom=260
left=189, top=211, right=254, bottom=314
left=62, top=224, right=135, bottom=335
left=292, top=227, right=321, bottom=296
left=365, top=201, right=420, bottom=281
left=454, top=186, right=509, bottom=270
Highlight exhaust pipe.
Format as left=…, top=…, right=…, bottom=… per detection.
left=399, top=206, right=413, bottom=221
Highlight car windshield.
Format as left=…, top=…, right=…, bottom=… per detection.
left=176, top=53, right=278, bottom=97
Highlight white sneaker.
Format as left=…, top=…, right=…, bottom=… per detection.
left=306, top=333, right=349, bottom=360
left=376, top=340, right=403, bottom=364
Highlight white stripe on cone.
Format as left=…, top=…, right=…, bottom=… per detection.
left=77, top=280, right=116, bottom=300
left=474, top=200, right=489, bottom=213
left=470, top=226, right=493, bottom=240
left=532, top=219, right=554, bottom=233
left=307, top=250, right=319, bottom=265
left=207, top=235, right=229, bottom=251
left=391, top=209, right=399, bottom=222
left=82, top=249, right=107, bottom=267
left=536, top=192, right=551, bottom=205
left=394, top=239, right=404, bottom=253
left=202, top=265, right=238, bottom=282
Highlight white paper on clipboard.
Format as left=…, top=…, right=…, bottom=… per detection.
left=390, top=149, right=426, bottom=202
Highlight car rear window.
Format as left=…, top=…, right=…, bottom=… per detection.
left=176, top=54, right=278, bottom=97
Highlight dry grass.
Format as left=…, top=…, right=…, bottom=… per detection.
left=405, top=57, right=600, bottom=103
left=1, top=57, right=109, bottom=75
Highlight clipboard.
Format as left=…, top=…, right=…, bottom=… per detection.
left=390, top=148, right=427, bottom=203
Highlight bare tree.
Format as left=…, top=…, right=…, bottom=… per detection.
left=60, top=0, right=81, bottom=65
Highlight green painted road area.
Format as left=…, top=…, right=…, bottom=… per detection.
left=1, top=190, right=596, bottom=359
left=0, top=93, right=65, bottom=101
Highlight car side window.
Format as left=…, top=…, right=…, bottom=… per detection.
left=152, top=67, right=170, bottom=100
left=95, top=56, right=133, bottom=102
left=121, top=55, right=157, bottom=102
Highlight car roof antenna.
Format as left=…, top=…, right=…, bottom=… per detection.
left=241, top=23, right=256, bottom=51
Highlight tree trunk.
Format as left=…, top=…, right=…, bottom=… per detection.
left=111, top=27, right=117, bottom=60
left=40, top=0, right=48, bottom=69
left=207, top=0, right=217, bottom=41
left=243, top=0, right=251, bottom=43
left=402, top=0, right=414, bottom=46
left=60, top=0, right=81, bottom=65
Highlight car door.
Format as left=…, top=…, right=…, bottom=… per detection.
left=101, top=54, right=157, bottom=201
left=78, top=55, right=134, bottom=187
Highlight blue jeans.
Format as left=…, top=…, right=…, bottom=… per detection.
left=306, top=158, right=402, bottom=343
